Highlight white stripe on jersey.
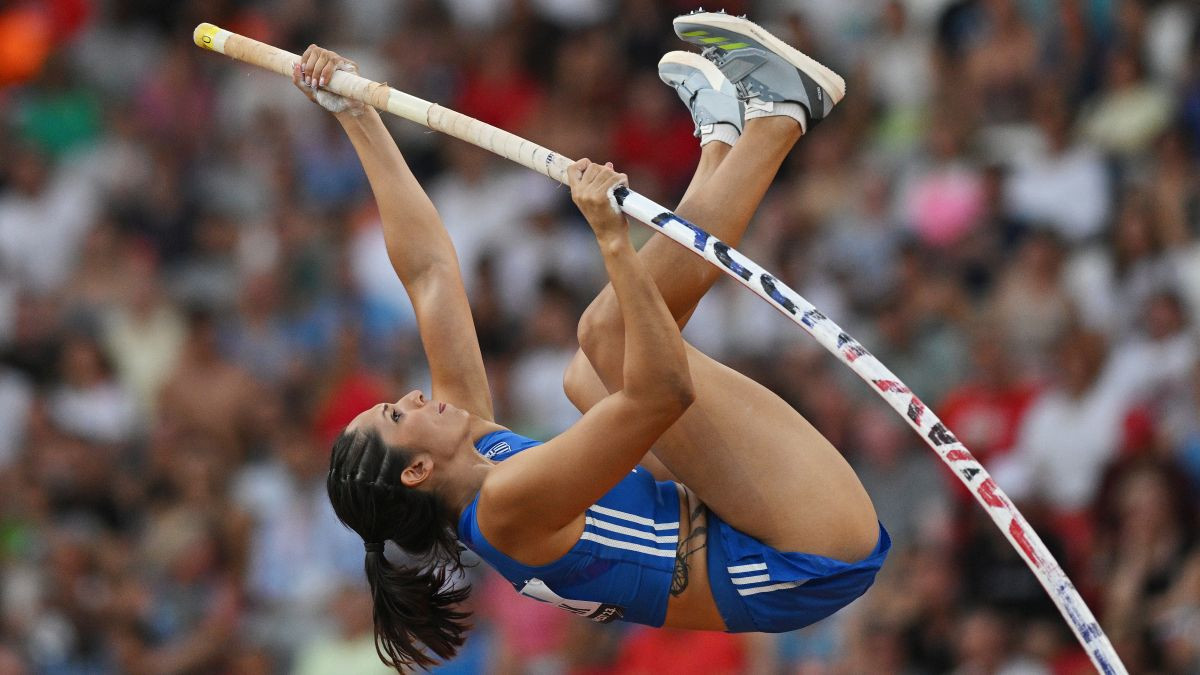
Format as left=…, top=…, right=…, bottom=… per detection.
left=585, top=517, right=678, bottom=544
left=727, top=562, right=768, bottom=574
left=482, top=441, right=512, bottom=458
left=580, top=532, right=678, bottom=558
left=589, top=504, right=679, bottom=531
left=736, top=579, right=808, bottom=596
left=730, top=574, right=771, bottom=585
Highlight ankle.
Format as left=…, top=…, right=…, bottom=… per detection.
left=745, top=102, right=808, bottom=135
left=744, top=114, right=804, bottom=142
left=700, top=122, right=741, bottom=148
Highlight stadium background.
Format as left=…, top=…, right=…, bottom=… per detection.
left=2, top=0, right=1200, bottom=672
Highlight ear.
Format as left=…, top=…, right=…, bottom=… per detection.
left=400, top=453, right=433, bottom=488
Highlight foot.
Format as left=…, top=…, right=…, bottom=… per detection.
left=672, top=12, right=845, bottom=128
left=658, top=51, right=743, bottom=143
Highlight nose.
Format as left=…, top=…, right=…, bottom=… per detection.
left=401, top=390, right=426, bottom=407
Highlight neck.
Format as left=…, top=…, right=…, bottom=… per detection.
left=442, top=454, right=494, bottom=522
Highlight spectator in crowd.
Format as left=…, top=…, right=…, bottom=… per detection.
left=292, top=586, right=394, bottom=675
left=995, top=328, right=1125, bottom=519
left=1094, top=458, right=1200, bottom=673
left=1079, top=44, right=1175, bottom=159
left=987, top=229, right=1074, bottom=376
left=0, top=144, right=98, bottom=295
left=938, top=325, right=1039, bottom=482
left=158, top=309, right=259, bottom=461
left=46, top=331, right=139, bottom=445
left=1004, top=90, right=1111, bottom=243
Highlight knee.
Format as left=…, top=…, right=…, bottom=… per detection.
left=576, top=294, right=621, bottom=360
left=563, top=349, right=597, bottom=413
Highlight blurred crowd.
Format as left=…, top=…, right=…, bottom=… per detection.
left=2, top=0, right=1200, bottom=673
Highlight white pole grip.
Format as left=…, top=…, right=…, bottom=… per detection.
left=193, top=23, right=573, bottom=183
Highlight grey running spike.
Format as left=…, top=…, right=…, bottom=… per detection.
left=658, top=51, right=744, bottom=136
left=673, top=12, right=845, bottom=125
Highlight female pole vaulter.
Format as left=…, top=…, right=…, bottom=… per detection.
left=308, top=13, right=888, bottom=670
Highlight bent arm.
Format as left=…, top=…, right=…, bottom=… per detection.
left=591, top=220, right=694, bottom=410
left=481, top=163, right=694, bottom=533
left=333, top=105, right=494, bottom=421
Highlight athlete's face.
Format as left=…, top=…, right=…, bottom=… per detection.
left=347, top=390, right=472, bottom=484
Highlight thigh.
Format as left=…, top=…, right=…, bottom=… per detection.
left=657, top=346, right=879, bottom=562
left=568, top=344, right=880, bottom=562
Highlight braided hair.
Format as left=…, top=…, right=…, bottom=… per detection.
left=327, top=429, right=470, bottom=670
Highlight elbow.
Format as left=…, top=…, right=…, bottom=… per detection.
left=663, top=351, right=696, bottom=411
left=673, top=374, right=696, bottom=411
left=634, top=372, right=695, bottom=418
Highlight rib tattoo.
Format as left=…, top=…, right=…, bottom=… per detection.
left=670, top=502, right=708, bottom=596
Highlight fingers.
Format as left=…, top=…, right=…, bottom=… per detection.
left=320, top=58, right=346, bottom=89
left=568, top=158, right=591, bottom=187
left=567, top=159, right=625, bottom=193
left=311, top=52, right=331, bottom=88
left=581, top=160, right=608, bottom=188
left=586, top=163, right=622, bottom=190
left=301, top=45, right=319, bottom=85
left=299, top=45, right=348, bottom=88
left=569, top=157, right=628, bottom=219
left=602, top=171, right=628, bottom=194
left=292, top=62, right=317, bottom=101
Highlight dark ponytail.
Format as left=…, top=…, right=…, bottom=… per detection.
left=327, top=429, right=471, bottom=670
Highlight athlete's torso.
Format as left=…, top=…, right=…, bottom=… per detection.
left=458, top=429, right=722, bottom=629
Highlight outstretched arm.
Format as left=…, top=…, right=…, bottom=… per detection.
left=481, top=161, right=695, bottom=536
left=296, top=47, right=494, bottom=423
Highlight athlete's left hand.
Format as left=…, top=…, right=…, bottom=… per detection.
left=293, top=45, right=366, bottom=116
left=569, top=159, right=628, bottom=244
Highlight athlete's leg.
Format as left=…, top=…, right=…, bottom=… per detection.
left=568, top=54, right=791, bottom=397
left=582, top=114, right=797, bottom=332
left=568, top=15, right=879, bottom=562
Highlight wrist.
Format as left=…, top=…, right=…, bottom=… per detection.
left=333, top=106, right=364, bottom=120
left=597, top=232, right=630, bottom=255
left=334, top=106, right=374, bottom=126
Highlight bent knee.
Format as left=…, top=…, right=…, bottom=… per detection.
left=563, top=349, right=602, bottom=413
left=576, top=293, right=621, bottom=358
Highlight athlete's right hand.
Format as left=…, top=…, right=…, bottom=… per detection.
left=292, top=45, right=365, bottom=116
left=569, top=159, right=629, bottom=245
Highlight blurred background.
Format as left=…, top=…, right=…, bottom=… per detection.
left=1, top=0, right=1199, bottom=672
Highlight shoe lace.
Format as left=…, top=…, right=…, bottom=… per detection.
left=699, top=46, right=762, bottom=99
left=699, top=46, right=728, bottom=67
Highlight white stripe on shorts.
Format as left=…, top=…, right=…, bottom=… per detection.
left=726, top=562, right=768, bottom=574
left=730, top=574, right=771, bottom=585
left=736, top=580, right=808, bottom=596
left=580, top=532, right=677, bottom=558
left=588, top=504, right=679, bottom=530
left=585, top=517, right=678, bottom=544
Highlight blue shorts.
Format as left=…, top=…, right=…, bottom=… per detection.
left=705, top=508, right=891, bottom=633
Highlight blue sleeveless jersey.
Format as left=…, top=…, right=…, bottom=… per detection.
left=458, top=430, right=680, bottom=626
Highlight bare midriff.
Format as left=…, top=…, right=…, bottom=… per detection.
left=662, top=484, right=727, bottom=630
